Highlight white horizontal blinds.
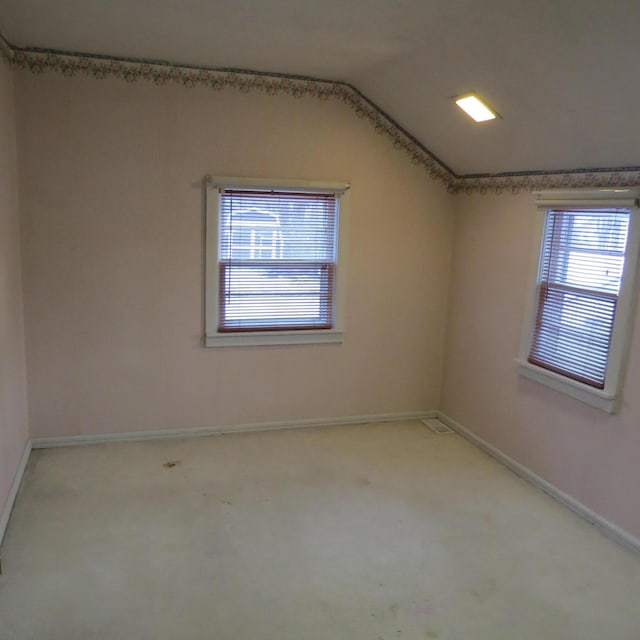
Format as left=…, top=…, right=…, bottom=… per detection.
left=218, top=189, right=338, bottom=332
left=528, top=209, right=630, bottom=388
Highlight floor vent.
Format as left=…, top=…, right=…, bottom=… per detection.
left=422, top=417, right=454, bottom=434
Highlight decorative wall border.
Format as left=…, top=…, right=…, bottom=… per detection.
left=5, top=42, right=640, bottom=195
left=10, top=47, right=458, bottom=191
left=456, top=168, right=640, bottom=195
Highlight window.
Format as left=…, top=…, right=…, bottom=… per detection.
left=518, top=189, right=640, bottom=413
left=205, top=176, right=349, bottom=347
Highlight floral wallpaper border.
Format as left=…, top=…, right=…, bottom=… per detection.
left=6, top=45, right=640, bottom=195
left=10, top=48, right=457, bottom=191
left=455, top=168, right=640, bottom=195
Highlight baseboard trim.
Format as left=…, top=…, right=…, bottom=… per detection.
left=0, top=438, right=32, bottom=549
left=437, top=411, right=640, bottom=555
left=32, top=411, right=436, bottom=449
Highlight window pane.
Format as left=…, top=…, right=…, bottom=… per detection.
left=219, top=263, right=333, bottom=330
left=530, top=286, right=616, bottom=387
left=217, top=188, right=339, bottom=332
left=219, top=192, right=337, bottom=262
left=529, top=209, right=630, bottom=388
left=541, top=210, right=629, bottom=294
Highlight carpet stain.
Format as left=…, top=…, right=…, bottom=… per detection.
left=163, top=461, right=181, bottom=468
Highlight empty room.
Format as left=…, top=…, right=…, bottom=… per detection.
left=1, top=2, right=640, bottom=638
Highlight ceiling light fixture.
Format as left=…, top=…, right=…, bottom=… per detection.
left=455, top=94, right=498, bottom=123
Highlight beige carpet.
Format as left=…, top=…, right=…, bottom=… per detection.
left=1, top=421, right=639, bottom=639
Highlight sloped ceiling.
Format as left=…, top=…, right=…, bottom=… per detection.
left=2, top=0, right=640, bottom=177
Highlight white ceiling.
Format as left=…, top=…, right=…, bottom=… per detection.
left=2, top=0, right=640, bottom=176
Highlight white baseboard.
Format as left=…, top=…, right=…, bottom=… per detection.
left=0, top=438, right=32, bottom=549
left=437, top=411, right=640, bottom=555
left=32, top=410, right=436, bottom=449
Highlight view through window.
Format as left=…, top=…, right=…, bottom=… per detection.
left=528, top=209, right=630, bottom=388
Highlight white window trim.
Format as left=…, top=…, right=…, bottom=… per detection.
left=516, top=188, right=640, bottom=413
left=204, top=176, right=350, bottom=347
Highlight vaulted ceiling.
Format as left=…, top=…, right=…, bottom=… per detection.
left=2, top=0, right=640, bottom=177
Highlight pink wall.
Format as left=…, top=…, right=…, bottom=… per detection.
left=0, top=57, right=29, bottom=517
left=14, top=64, right=638, bottom=542
left=15, top=71, right=455, bottom=438
left=441, top=192, right=640, bottom=539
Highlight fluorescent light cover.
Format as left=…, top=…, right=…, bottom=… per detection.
left=455, top=95, right=497, bottom=122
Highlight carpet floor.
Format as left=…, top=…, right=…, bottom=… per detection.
left=1, top=420, right=639, bottom=639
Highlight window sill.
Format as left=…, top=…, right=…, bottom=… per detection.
left=205, top=329, right=344, bottom=348
left=515, top=359, right=617, bottom=413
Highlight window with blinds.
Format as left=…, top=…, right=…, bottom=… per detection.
left=528, top=208, right=630, bottom=389
left=205, top=177, right=349, bottom=347
left=216, top=187, right=340, bottom=333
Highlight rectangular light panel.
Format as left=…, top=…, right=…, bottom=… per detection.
left=455, top=95, right=497, bottom=122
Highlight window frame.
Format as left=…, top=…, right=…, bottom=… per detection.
left=204, top=176, right=349, bottom=347
left=517, top=189, right=640, bottom=413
